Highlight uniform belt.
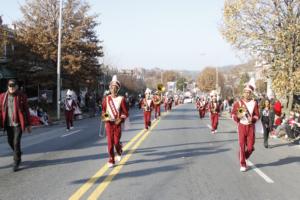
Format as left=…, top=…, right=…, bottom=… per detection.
left=239, top=122, right=251, bottom=125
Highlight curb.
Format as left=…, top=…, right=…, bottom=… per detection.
left=0, top=113, right=95, bottom=137
left=1, top=108, right=140, bottom=137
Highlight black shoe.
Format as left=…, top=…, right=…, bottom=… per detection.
left=264, top=143, right=268, bottom=148
left=13, top=160, right=20, bottom=172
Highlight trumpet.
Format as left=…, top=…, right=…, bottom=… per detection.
left=102, top=112, right=110, bottom=121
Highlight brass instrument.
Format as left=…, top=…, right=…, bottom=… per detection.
left=153, top=95, right=161, bottom=105
left=237, top=107, right=247, bottom=119
left=102, top=112, right=122, bottom=125
left=157, top=83, right=165, bottom=93
left=115, top=118, right=122, bottom=125
left=102, top=112, right=110, bottom=122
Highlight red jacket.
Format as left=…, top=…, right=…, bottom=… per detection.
left=196, top=100, right=207, bottom=110
left=0, top=91, right=31, bottom=131
left=231, top=99, right=260, bottom=124
left=141, top=98, right=154, bottom=112
left=102, top=95, right=129, bottom=122
left=208, top=101, right=221, bottom=114
left=152, top=95, right=162, bottom=107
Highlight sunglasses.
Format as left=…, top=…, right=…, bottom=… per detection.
left=8, top=83, right=16, bottom=88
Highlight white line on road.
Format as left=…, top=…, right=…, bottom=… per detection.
left=247, top=160, right=274, bottom=184
left=61, top=130, right=81, bottom=138
left=207, top=124, right=212, bottom=130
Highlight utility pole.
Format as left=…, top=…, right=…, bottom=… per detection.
left=216, top=67, right=219, bottom=93
left=57, top=0, right=63, bottom=120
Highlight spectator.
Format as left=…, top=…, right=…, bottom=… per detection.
left=85, top=92, right=90, bottom=111
left=0, top=79, right=31, bottom=171
left=285, top=111, right=297, bottom=140
left=29, top=106, right=41, bottom=126
left=291, top=112, right=300, bottom=139
left=77, top=92, right=82, bottom=107
left=37, top=107, right=49, bottom=126
left=260, top=99, right=275, bottom=148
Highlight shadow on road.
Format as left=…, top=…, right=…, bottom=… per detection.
left=71, top=164, right=183, bottom=185
left=15, top=153, right=108, bottom=171
left=155, top=126, right=207, bottom=132
left=124, top=146, right=230, bottom=166
left=135, top=140, right=237, bottom=153
left=255, top=156, right=300, bottom=168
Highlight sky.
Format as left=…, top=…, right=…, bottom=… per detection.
left=0, top=0, right=245, bottom=71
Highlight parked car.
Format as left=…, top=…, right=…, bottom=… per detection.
left=183, top=97, right=192, bottom=103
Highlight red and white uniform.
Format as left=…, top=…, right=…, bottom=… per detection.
left=231, top=99, right=259, bottom=168
left=174, top=96, right=179, bottom=106
left=164, top=96, right=168, bottom=112
left=141, top=98, right=154, bottom=129
left=153, top=95, right=161, bottom=119
left=196, top=99, right=207, bottom=119
left=64, top=98, right=76, bottom=130
left=102, top=95, right=128, bottom=164
left=208, top=101, right=220, bottom=132
left=167, top=97, right=173, bottom=111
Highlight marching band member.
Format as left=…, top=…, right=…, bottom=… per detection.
left=141, top=88, right=154, bottom=130
left=152, top=91, right=161, bottom=120
left=102, top=75, right=129, bottom=168
left=196, top=96, right=207, bottom=119
left=64, top=89, right=77, bottom=131
left=231, top=84, right=259, bottom=172
left=209, top=91, right=220, bottom=134
left=164, top=93, right=169, bottom=112
left=174, top=95, right=179, bottom=106
left=167, top=95, right=173, bottom=111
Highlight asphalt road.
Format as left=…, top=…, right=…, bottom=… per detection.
left=0, top=104, right=299, bottom=200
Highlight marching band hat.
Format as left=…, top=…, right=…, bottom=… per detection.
left=145, top=88, right=151, bottom=94
left=244, top=84, right=254, bottom=92
left=66, top=89, right=73, bottom=96
left=210, top=90, right=217, bottom=97
left=110, top=75, right=121, bottom=89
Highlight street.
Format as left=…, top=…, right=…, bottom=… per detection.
left=0, top=104, right=299, bottom=200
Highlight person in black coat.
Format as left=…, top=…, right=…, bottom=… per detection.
left=260, top=99, right=275, bottom=148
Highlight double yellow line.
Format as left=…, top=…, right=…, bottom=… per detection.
left=69, top=115, right=163, bottom=200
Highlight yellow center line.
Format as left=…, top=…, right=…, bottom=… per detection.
left=69, top=111, right=168, bottom=200
left=69, top=129, right=146, bottom=200
left=87, top=119, right=161, bottom=200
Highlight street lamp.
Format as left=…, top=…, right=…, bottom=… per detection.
left=57, top=0, right=63, bottom=120
left=216, top=67, right=218, bottom=91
